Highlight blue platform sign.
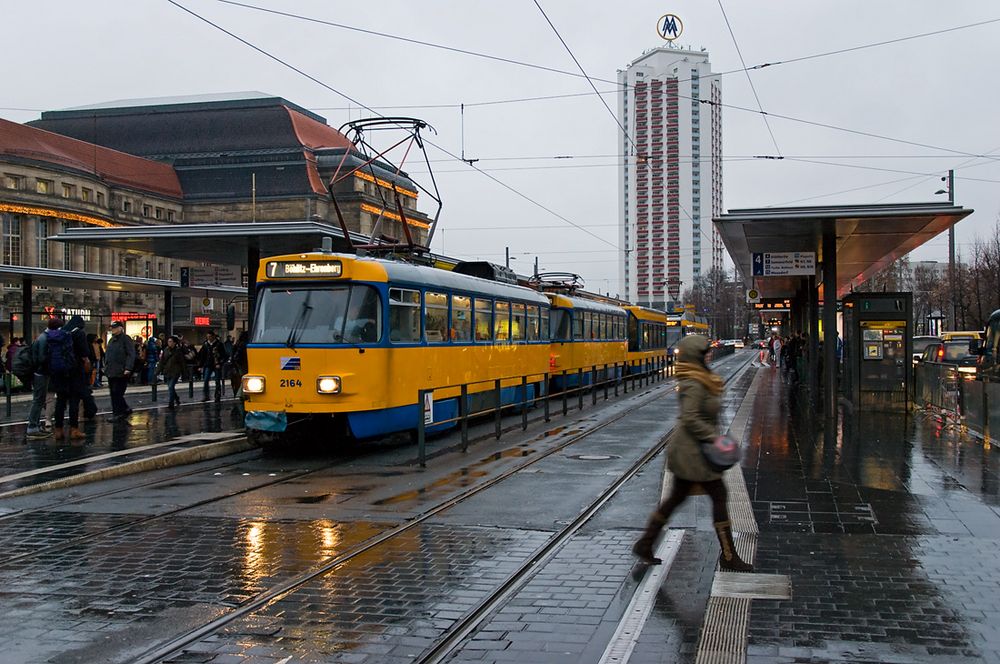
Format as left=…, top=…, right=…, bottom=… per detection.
left=752, top=252, right=816, bottom=277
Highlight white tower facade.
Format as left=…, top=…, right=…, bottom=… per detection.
left=618, top=46, right=723, bottom=309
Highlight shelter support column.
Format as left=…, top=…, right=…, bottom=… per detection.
left=22, top=277, right=32, bottom=341
left=822, top=224, right=838, bottom=419
left=164, top=288, right=173, bottom=336
left=247, top=243, right=259, bottom=329
left=808, top=274, right=819, bottom=401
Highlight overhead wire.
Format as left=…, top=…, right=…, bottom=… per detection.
left=717, top=0, right=781, bottom=156
left=164, top=0, right=618, bottom=252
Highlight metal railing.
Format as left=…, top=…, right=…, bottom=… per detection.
left=415, top=356, right=669, bottom=466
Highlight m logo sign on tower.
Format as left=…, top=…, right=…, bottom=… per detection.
left=657, top=14, right=683, bottom=41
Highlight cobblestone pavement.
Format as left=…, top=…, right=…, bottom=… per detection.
left=740, top=368, right=1000, bottom=664
left=0, top=399, right=245, bottom=493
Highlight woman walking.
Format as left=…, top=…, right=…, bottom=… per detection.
left=157, top=336, right=186, bottom=409
left=632, top=334, right=752, bottom=571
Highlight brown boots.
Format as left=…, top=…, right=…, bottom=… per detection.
left=51, top=426, right=85, bottom=441
left=714, top=520, right=753, bottom=572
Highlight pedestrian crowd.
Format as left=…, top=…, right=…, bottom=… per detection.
left=8, top=321, right=249, bottom=440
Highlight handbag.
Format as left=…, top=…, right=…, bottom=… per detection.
left=701, top=434, right=741, bottom=472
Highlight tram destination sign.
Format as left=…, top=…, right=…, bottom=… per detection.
left=752, top=252, right=816, bottom=277
left=265, top=260, right=343, bottom=278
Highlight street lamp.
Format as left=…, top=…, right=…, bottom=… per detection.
left=934, top=169, right=957, bottom=329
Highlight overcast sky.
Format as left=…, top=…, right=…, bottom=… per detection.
left=5, top=1, right=998, bottom=297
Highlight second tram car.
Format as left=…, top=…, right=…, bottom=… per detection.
left=546, top=292, right=628, bottom=390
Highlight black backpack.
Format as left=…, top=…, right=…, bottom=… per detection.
left=45, top=329, right=76, bottom=376
left=11, top=344, right=36, bottom=384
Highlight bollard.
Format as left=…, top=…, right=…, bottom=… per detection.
left=460, top=383, right=469, bottom=452
left=562, top=371, right=568, bottom=416
left=150, top=377, right=158, bottom=403
left=494, top=379, right=502, bottom=439
left=521, top=375, right=528, bottom=430
left=543, top=378, right=551, bottom=422
left=417, top=388, right=427, bottom=468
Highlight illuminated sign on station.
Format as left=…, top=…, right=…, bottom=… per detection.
left=753, top=299, right=792, bottom=311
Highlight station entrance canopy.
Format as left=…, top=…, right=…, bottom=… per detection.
left=713, top=202, right=972, bottom=299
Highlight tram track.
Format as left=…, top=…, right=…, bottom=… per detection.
left=129, top=352, right=753, bottom=664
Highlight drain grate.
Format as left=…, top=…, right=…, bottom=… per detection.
left=711, top=572, right=791, bottom=600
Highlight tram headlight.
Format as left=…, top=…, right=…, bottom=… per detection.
left=243, top=375, right=266, bottom=394
left=317, top=375, right=342, bottom=394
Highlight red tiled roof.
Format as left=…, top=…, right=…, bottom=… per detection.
left=285, top=107, right=352, bottom=151
left=0, top=118, right=182, bottom=198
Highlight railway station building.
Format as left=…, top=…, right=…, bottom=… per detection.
left=0, top=93, right=434, bottom=339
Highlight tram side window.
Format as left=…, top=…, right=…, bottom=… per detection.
left=389, top=288, right=421, bottom=343
left=600, top=314, right=608, bottom=340
left=572, top=311, right=584, bottom=340
left=551, top=309, right=570, bottom=341
left=425, top=291, right=449, bottom=343
left=526, top=305, right=539, bottom=341
left=541, top=308, right=550, bottom=341
left=495, top=301, right=511, bottom=342
left=627, top=315, right=639, bottom=351
left=512, top=302, right=526, bottom=342
left=452, top=295, right=473, bottom=342
left=474, top=298, right=493, bottom=342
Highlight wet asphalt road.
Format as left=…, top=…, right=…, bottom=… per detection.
left=1, top=352, right=998, bottom=663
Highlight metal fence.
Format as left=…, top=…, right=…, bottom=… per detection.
left=415, top=357, right=669, bottom=466
left=913, top=361, right=1000, bottom=440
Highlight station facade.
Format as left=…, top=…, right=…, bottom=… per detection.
left=0, top=93, right=433, bottom=340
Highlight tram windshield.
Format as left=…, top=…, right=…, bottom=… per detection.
left=253, top=285, right=382, bottom=345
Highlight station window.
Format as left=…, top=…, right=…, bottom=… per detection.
left=388, top=288, right=421, bottom=343
left=36, top=179, right=52, bottom=194
left=97, top=192, right=105, bottom=206
left=62, top=184, right=74, bottom=198
left=2, top=215, right=21, bottom=265
left=424, top=291, right=449, bottom=343
left=142, top=205, right=151, bottom=217
left=36, top=219, right=48, bottom=268
left=122, top=200, right=132, bottom=213
left=155, top=208, right=163, bottom=220
left=452, top=295, right=473, bottom=342
left=4, top=174, right=22, bottom=190
left=167, top=210, right=175, bottom=222
left=474, top=298, right=493, bottom=342
left=81, top=188, right=91, bottom=202
left=511, top=302, right=526, bottom=342
left=494, top=301, right=511, bottom=342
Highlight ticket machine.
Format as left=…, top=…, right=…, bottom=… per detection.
left=842, top=292, right=912, bottom=411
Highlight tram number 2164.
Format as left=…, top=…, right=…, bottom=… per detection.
left=279, top=379, right=302, bottom=388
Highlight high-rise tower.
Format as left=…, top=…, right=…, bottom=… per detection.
left=618, top=45, right=722, bottom=309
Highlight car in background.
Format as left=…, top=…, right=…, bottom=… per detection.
left=919, top=340, right=979, bottom=375
left=734, top=339, right=745, bottom=349
left=912, top=335, right=942, bottom=365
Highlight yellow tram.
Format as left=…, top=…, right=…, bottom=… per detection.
left=624, top=305, right=671, bottom=373
left=545, top=293, right=628, bottom=390
left=242, top=251, right=551, bottom=441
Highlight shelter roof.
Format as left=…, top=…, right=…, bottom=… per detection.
left=51, top=221, right=370, bottom=266
left=713, top=202, right=973, bottom=299
left=0, top=119, right=182, bottom=199
left=0, top=265, right=243, bottom=296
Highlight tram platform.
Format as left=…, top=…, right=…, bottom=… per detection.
left=0, top=393, right=247, bottom=499
left=0, top=355, right=997, bottom=663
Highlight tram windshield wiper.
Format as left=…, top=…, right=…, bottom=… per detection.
left=285, top=291, right=314, bottom=349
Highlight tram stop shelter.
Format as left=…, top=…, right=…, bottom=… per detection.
left=1, top=265, right=244, bottom=341
left=713, top=202, right=973, bottom=417
left=50, top=220, right=394, bottom=333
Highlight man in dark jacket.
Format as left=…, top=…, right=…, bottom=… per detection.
left=199, top=331, right=227, bottom=402
left=63, top=316, right=98, bottom=420
left=104, top=321, right=136, bottom=421
left=25, top=322, right=56, bottom=439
